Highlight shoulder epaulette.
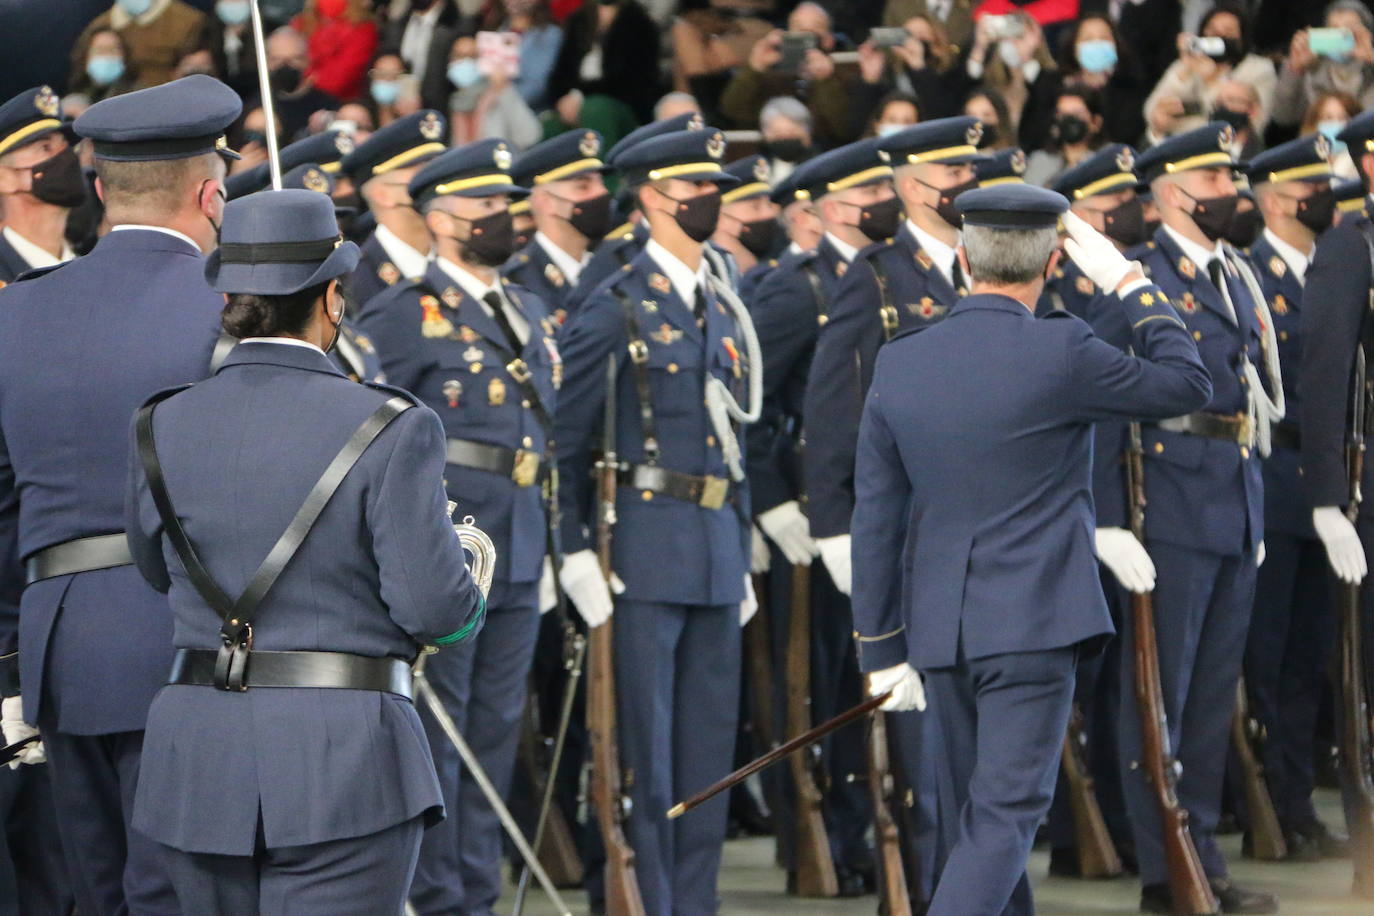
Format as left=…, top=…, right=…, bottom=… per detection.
left=363, top=379, right=423, bottom=406
left=13, top=262, right=67, bottom=283
left=139, top=382, right=196, bottom=410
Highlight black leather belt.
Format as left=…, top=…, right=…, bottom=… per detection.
left=25, top=533, right=134, bottom=584
left=446, top=437, right=541, bottom=487
left=1156, top=411, right=1251, bottom=445
left=619, top=464, right=733, bottom=510
left=169, top=648, right=413, bottom=699
left=1271, top=421, right=1301, bottom=451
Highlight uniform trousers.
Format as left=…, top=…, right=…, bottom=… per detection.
left=411, top=580, right=540, bottom=916
left=1245, top=531, right=1334, bottom=831
left=1118, top=541, right=1257, bottom=885
left=0, top=763, right=73, bottom=916
left=924, top=643, right=1077, bottom=916
left=160, top=813, right=423, bottom=916
left=614, top=599, right=740, bottom=916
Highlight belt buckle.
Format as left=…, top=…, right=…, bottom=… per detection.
left=506, top=359, right=532, bottom=384
left=512, top=449, right=540, bottom=487
left=1236, top=412, right=1252, bottom=445
left=698, top=476, right=728, bottom=510
left=628, top=340, right=649, bottom=365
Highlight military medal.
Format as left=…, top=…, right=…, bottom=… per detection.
left=642, top=299, right=658, bottom=314
left=910, top=297, right=945, bottom=319
left=915, top=250, right=933, bottom=271
left=463, top=345, right=484, bottom=363
left=722, top=336, right=742, bottom=379
left=442, top=287, right=462, bottom=309
left=1269, top=256, right=1285, bottom=278
left=379, top=261, right=401, bottom=286
left=1271, top=294, right=1288, bottom=315
left=651, top=323, right=683, bottom=345
left=544, top=337, right=563, bottom=389
left=544, top=263, right=565, bottom=287
left=1181, top=292, right=1197, bottom=313
left=421, top=295, right=455, bottom=338
left=541, top=317, right=555, bottom=336
left=835, top=261, right=847, bottom=278
left=1179, top=257, right=1196, bottom=280
left=442, top=379, right=462, bottom=408
left=459, top=325, right=479, bottom=343
left=488, top=377, right=506, bottom=405
left=649, top=273, right=671, bottom=294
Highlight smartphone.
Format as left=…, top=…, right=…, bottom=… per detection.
left=1186, top=35, right=1226, bottom=58
left=1309, top=27, right=1355, bottom=59
left=776, top=31, right=819, bottom=71
left=476, top=30, right=521, bottom=79
left=983, top=14, right=1024, bottom=41
left=870, top=27, right=908, bottom=49
left=1180, top=100, right=1203, bottom=117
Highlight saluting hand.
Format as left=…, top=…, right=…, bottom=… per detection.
left=1062, top=210, right=1144, bottom=294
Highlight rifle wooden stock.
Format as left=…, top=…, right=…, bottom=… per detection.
left=1060, top=703, right=1123, bottom=878
left=516, top=698, right=585, bottom=887
left=785, top=563, right=838, bottom=897
left=1230, top=679, right=1286, bottom=861
left=1339, top=416, right=1374, bottom=895
left=745, top=575, right=777, bottom=755
left=1125, top=424, right=1218, bottom=915
left=589, top=355, right=645, bottom=916
left=866, top=693, right=912, bottom=915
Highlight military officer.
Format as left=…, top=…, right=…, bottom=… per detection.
left=0, top=87, right=83, bottom=284
left=503, top=129, right=614, bottom=325
left=510, top=198, right=535, bottom=250
left=803, top=116, right=982, bottom=595
left=772, top=169, right=822, bottom=258
left=1335, top=176, right=1368, bottom=224
left=553, top=127, right=758, bottom=915
left=341, top=110, right=448, bottom=317
left=711, top=154, right=781, bottom=291
left=222, top=128, right=355, bottom=201
left=746, top=140, right=907, bottom=896
left=0, top=74, right=239, bottom=916
left=1117, top=123, right=1283, bottom=914
left=358, top=138, right=559, bottom=915
left=1299, top=107, right=1374, bottom=898
left=1240, top=136, right=1350, bottom=862
left=974, top=146, right=1027, bottom=189
left=851, top=185, right=1210, bottom=916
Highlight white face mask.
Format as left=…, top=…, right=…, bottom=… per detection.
left=877, top=122, right=907, bottom=137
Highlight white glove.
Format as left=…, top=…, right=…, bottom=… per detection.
left=538, top=556, right=557, bottom=614
left=1, top=696, right=44, bottom=769
left=559, top=549, right=625, bottom=628
left=1313, top=507, right=1367, bottom=584
left=868, top=663, right=926, bottom=713
left=750, top=525, right=771, bottom=574
left=1062, top=210, right=1140, bottom=293
left=757, top=501, right=819, bottom=567
left=740, top=574, right=757, bottom=627
left=1256, top=540, right=1266, bottom=568
left=815, top=534, right=852, bottom=595
left=1094, top=527, right=1156, bottom=593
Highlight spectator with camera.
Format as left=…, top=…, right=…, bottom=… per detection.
left=1272, top=1, right=1374, bottom=129
left=964, top=10, right=1059, bottom=150
left=1143, top=1, right=1276, bottom=145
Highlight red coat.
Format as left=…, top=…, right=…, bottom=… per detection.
left=973, top=0, right=1079, bottom=25
left=294, top=16, right=379, bottom=101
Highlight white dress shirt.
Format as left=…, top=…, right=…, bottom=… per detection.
left=240, top=336, right=326, bottom=355
left=645, top=238, right=709, bottom=312
left=2, top=226, right=75, bottom=269
left=109, top=224, right=202, bottom=253
left=823, top=231, right=859, bottom=264
left=1164, top=223, right=1234, bottom=322
left=534, top=231, right=590, bottom=286
left=375, top=224, right=432, bottom=281
left=1261, top=228, right=1313, bottom=284
left=906, top=219, right=958, bottom=287
left=437, top=256, right=529, bottom=345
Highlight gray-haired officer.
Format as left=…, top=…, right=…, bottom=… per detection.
left=804, top=116, right=982, bottom=598
left=341, top=111, right=448, bottom=316
left=0, top=87, right=82, bottom=285
left=852, top=184, right=1210, bottom=915
left=554, top=127, right=758, bottom=914
left=1119, top=123, right=1283, bottom=914
left=126, top=188, right=485, bottom=915
left=504, top=129, right=614, bottom=325
left=359, top=138, right=559, bottom=915
left=0, top=74, right=240, bottom=916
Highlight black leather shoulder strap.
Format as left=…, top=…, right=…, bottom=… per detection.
left=863, top=249, right=897, bottom=341
left=610, top=282, right=659, bottom=465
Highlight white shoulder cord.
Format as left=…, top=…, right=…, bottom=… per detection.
left=701, top=245, right=764, bottom=481
left=1230, top=252, right=1285, bottom=457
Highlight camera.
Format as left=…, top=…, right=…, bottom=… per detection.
left=983, top=15, right=1025, bottom=42
left=1186, top=35, right=1226, bottom=58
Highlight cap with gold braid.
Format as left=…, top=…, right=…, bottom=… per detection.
left=73, top=74, right=242, bottom=162
left=512, top=129, right=607, bottom=188
left=1335, top=177, right=1368, bottom=216
left=1133, top=121, right=1240, bottom=184
left=408, top=138, right=528, bottom=206
left=1245, top=134, right=1334, bottom=187
left=341, top=110, right=447, bottom=185
left=975, top=147, right=1028, bottom=187
left=613, top=128, right=739, bottom=188
left=0, top=86, right=73, bottom=160
left=1051, top=144, right=1140, bottom=200
left=877, top=116, right=984, bottom=168
left=721, top=154, right=772, bottom=204
left=784, top=137, right=891, bottom=202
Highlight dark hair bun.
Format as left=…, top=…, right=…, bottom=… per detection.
left=221, top=282, right=331, bottom=340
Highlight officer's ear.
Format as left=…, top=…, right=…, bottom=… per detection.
left=1361, top=152, right=1374, bottom=189
left=1043, top=247, right=1062, bottom=283
left=324, top=278, right=345, bottom=324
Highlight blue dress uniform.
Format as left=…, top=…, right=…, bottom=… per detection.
left=358, top=139, right=559, bottom=916
left=1240, top=137, right=1343, bottom=851
left=803, top=116, right=983, bottom=542
left=341, top=111, right=449, bottom=316
left=745, top=143, right=900, bottom=890
left=0, top=88, right=78, bottom=286
left=125, top=189, right=484, bottom=915
left=222, top=128, right=355, bottom=201
left=1335, top=177, right=1369, bottom=225
left=0, top=75, right=242, bottom=916
left=852, top=184, right=1211, bottom=916
left=554, top=128, right=755, bottom=915
left=503, top=129, right=612, bottom=327
left=1114, top=124, right=1284, bottom=901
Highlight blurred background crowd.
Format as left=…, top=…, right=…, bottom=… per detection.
left=0, top=0, right=1371, bottom=208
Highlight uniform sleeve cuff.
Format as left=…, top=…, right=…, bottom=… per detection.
left=854, top=626, right=907, bottom=672
left=434, top=594, right=486, bottom=646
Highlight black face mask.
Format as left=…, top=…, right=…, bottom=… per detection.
left=1211, top=105, right=1250, bottom=134
left=1053, top=114, right=1090, bottom=146
left=1101, top=196, right=1148, bottom=248
left=29, top=147, right=87, bottom=208
left=458, top=209, right=516, bottom=266
left=558, top=191, right=613, bottom=240
left=1293, top=187, right=1337, bottom=236
left=1144, top=217, right=1162, bottom=237
left=270, top=65, right=302, bottom=94
left=241, top=129, right=269, bottom=147
left=1182, top=190, right=1240, bottom=243
left=737, top=217, right=779, bottom=258
left=856, top=196, right=903, bottom=242
left=1219, top=37, right=1246, bottom=67
left=765, top=139, right=810, bottom=164
left=663, top=189, right=721, bottom=243
left=976, top=125, right=998, bottom=149
left=1223, top=204, right=1262, bottom=248
left=920, top=176, right=977, bottom=229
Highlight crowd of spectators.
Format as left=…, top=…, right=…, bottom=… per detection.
left=10, top=0, right=1374, bottom=191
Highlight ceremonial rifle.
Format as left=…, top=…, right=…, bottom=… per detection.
left=512, top=682, right=584, bottom=897
left=1125, top=420, right=1218, bottom=915
left=864, top=680, right=912, bottom=914
left=1338, top=347, right=1374, bottom=895
left=1230, top=678, right=1286, bottom=860
left=247, top=0, right=282, bottom=189
left=589, top=354, right=645, bottom=915
left=743, top=574, right=780, bottom=818
left=0, top=734, right=39, bottom=768
left=1059, top=702, right=1123, bottom=878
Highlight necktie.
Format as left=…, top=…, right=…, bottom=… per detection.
left=483, top=290, right=525, bottom=353
left=1207, top=257, right=1225, bottom=293
left=951, top=257, right=967, bottom=295
left=693, top=285, right=707, bottom=328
